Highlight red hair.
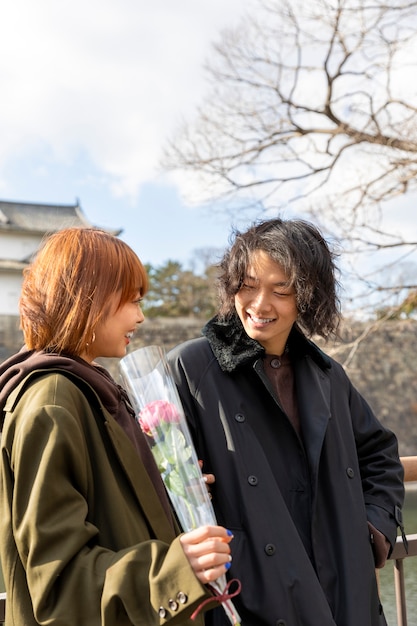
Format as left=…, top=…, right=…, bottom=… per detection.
left=20, top=227, right=148, bottom=355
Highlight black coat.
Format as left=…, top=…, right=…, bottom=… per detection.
left=167, top=319, right=405, bottom=626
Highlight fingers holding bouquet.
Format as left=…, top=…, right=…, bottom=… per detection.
left=180, top=525, right=233, bottom=583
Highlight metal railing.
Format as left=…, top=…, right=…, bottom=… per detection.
left=389, top=533, right=417, bottom=626
left=386, top=455, right=417, bottom=626
left=0, top=457, right=416, bottom=625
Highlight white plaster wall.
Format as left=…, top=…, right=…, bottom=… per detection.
left=0, top=273, right=22, bottom=315
left=0, top=232, right=42, bottom=261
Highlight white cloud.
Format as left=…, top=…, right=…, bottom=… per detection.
left=0, top=0, right=247, bottom=198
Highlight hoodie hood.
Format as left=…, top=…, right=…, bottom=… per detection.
left=0, top=348, right=124, bottom=430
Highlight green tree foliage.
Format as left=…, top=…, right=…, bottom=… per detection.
left=143, top=260, right=218, bottom=318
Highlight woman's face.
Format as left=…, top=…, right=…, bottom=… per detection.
left=81, top=291, right=144, bottom=363
left=234, top=250, right=298, bottom=355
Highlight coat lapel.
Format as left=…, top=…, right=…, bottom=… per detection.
left=101, top=409, right=177, bottom=543
left=296, top=356, right=331, bottom=484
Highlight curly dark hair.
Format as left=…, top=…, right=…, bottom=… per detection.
left=217, top=217, right=341, bottom=339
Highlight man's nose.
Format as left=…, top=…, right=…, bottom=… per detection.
left=251, top=289, right=271, bottom=311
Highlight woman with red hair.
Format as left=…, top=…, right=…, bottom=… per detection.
left=0, top=227, right=233, bottom=626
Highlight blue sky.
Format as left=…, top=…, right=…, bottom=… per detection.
left=3, top=145, right=240, bottom=268
left=0, top=0, right=257, bottom=268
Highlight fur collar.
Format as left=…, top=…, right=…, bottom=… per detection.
left=202, top=315, right=332, bottom=373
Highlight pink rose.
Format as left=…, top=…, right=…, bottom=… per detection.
left=139, top=400, right=181, bottom=435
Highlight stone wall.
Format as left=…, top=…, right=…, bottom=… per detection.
left=0, top=315, right=21, bottom=362
left=1, top=315, right=416, bottom=456
left=315, top=319, right=417, bottom=457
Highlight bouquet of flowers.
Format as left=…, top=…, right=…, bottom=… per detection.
left=120, top=345, right=241, bottom=625
left=138, top=398, right=212, bottom=531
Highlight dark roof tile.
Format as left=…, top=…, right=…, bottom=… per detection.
left=0, top=200, right=121, bottom=235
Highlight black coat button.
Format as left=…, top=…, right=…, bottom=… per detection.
left=346, top=467, right=355, bottom=478
left=276, top=620, right=287, bottom=625
left=271, top=358, right=281, bottom=368
left=234, top=413, right=245, bottom=422
left=248, top=475, right=258, bottom=485
left=264, top=543, right=276, bottom=555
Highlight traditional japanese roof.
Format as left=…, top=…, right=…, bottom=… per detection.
left=0, top=199, right=122, bottom=235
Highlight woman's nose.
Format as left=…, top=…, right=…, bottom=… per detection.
left=137, top=305, right=145, bottom=324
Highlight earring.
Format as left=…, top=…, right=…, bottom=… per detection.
left=86, top=332, right=96, bottom=348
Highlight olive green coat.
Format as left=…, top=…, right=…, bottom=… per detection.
left=0, top=370, right=209, bottom=626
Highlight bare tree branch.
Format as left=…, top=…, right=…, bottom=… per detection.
left=162, top=0, right=417, bottom=313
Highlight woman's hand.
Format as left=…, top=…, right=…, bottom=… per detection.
left=180, top=525, right=233, bottom=584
